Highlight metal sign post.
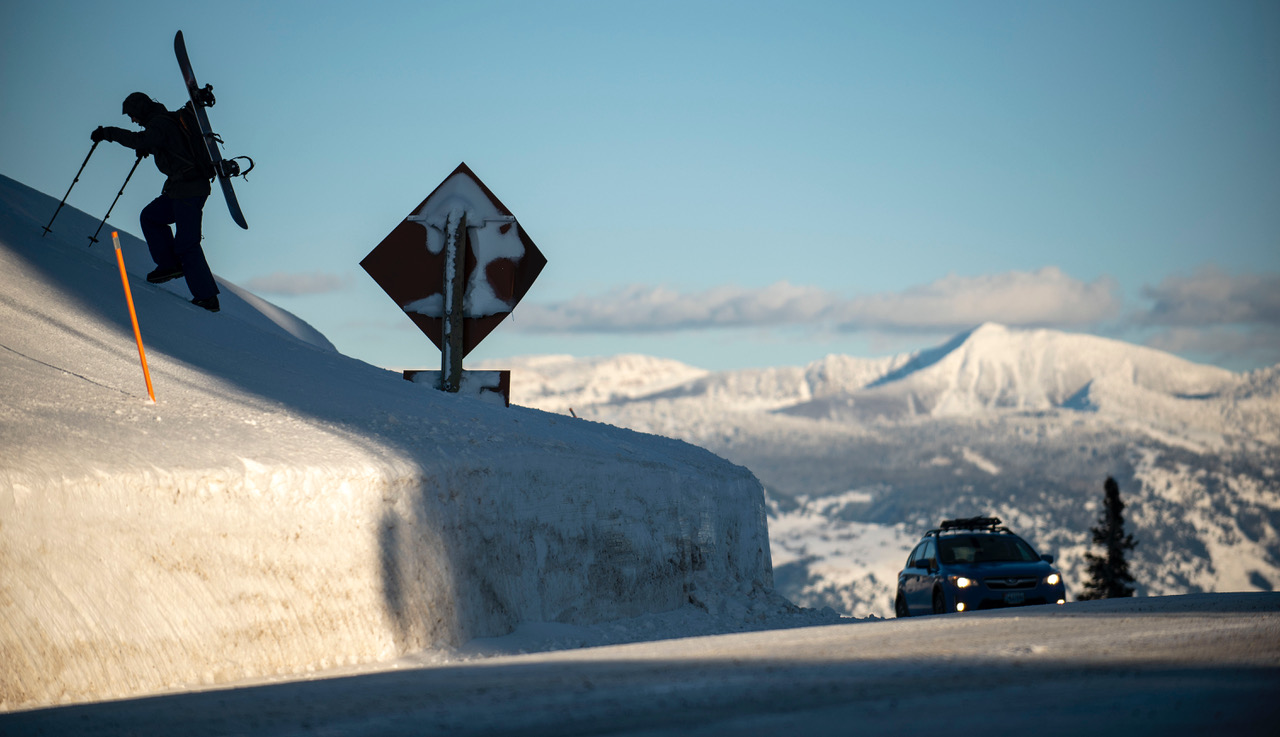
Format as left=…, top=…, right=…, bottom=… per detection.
left=441, top=211, right=467, bottom=393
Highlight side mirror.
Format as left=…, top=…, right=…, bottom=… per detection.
left=1041, top=554, right=1055, bottom=564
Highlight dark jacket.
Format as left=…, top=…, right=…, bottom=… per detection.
left=100, top=99, right=211, bottom=200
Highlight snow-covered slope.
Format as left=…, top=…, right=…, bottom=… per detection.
left=489, top=354, right=709, bottom=413
left=491, top=327, right=1280, bottom=618
left=0, top=175, right=794, bottom=710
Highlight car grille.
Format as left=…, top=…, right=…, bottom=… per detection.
left=984, top=577, right=1038, bottom=590
left=977, top=597, right=1049, bottom=610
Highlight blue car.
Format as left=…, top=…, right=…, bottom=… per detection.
left=895, top=516, right=1066, bottom=617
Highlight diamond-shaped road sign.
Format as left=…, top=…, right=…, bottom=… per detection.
left=360, top=163, right=546, bottom=358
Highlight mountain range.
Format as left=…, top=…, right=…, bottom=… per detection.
left=479, top=324, right=1280, bottom=618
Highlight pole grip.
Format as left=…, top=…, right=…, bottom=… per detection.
left=113, top=231, right=156, bottom=403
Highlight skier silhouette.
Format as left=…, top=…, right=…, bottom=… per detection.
left=93, top=92, right=219, bottom=312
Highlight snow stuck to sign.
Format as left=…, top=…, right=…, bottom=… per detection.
left=0, top=174, right=821, bottom=711
left=401, top=171, right=525, bottom=319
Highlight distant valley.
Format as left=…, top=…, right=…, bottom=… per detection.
left=481, top=324, right=1280, bottom=618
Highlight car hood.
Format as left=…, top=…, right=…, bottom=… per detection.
left=949, top=561, right=1055, bottom=578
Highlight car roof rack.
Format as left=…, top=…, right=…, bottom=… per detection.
left=925, top=516, right=1012, bottom=537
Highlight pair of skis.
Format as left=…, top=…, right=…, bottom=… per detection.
left=43, top=30, right=248, bottom=241
left=175, top=30, right=249, bottom=230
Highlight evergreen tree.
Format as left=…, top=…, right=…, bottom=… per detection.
left=1079, top=476, right=1138, bottom=600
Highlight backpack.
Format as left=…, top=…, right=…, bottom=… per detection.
left=167, top=103, right=218, bottom=181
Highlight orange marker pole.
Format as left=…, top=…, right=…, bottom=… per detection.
left=112, top=231, right=156, bottom=403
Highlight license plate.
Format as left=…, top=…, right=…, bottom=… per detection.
left=1004, top=592, right=1025, bottom=605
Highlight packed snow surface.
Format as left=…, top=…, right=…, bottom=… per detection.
left=4, top=593, right=1278, bottom=735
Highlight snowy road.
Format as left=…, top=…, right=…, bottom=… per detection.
left=4, top=594, right=1278, bottom=736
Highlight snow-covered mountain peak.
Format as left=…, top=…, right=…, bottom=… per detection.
left=845, top=322, right=1240, bottom=419
left=498, top=322, right=1262, bottom=432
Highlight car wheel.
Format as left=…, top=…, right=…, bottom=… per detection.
left=932, top=588, right=947, bottom=615
left=895, top=592, right=909, bottom=618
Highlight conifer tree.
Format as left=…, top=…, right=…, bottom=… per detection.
left=1079, top=476, right=1138, bottom=600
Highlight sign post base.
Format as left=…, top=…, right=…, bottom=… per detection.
left=403, top=370, right=511, bottom=407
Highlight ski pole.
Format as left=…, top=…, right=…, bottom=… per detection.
left=112, top=231, right=155, bottom=403
left=89, top=153, right=143, bottom=247
left=42, top=140, right=99, bottom=237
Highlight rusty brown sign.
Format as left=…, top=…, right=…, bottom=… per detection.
left=360, top=162, right=547, bottom=358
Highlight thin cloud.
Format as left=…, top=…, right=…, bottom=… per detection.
left=515, top=268, right=1123, bottom=334
left=1129, top=268, right=1280, bottom=369
left=832, top=268, right=1121, bottom=332
left=245, top=272, right=350, bottom=297
left=1144, top=325, right=1279, bottom=354
left=516, top=282, right=839, bottom=333
left=1137, top=267, right=1280, bottom=327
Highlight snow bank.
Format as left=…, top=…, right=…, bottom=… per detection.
left=0, top=175, right=774, bottom=709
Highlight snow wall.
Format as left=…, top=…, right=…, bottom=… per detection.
left=0, top=174, right=773, bottom=709
left=3, top=449, right=770, bottom=710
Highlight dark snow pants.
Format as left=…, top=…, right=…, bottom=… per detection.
left=140, top=194, right=218, bottom=301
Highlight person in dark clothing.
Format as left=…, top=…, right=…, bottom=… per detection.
left=93, top=92, right=220, bottom=312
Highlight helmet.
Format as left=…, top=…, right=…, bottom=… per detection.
left=122, top=92, right=153, bottom=119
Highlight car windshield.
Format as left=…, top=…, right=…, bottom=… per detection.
left=939, top=535, right=1039, bottom=564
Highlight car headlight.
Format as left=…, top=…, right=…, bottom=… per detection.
left=954, top=576, right=975, bottom=589
left=1046, top=573, right=1061, bottom=586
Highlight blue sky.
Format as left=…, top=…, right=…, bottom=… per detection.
left=4, top=0, right=1277, bottom=372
